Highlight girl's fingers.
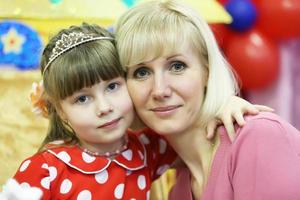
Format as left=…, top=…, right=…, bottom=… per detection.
left=253, top=105, right=275, bottom=112
left=232, top=112, right=246, bottom=126
left=222, top=116, right=235, bottom=141
left=206, top=120, right=218, bottom=139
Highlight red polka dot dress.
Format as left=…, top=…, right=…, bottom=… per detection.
left=13, top=128, right=177, bottom=200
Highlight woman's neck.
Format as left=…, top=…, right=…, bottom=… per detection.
left=165, top=125, right=220, bottom=198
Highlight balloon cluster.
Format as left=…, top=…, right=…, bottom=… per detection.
left=212, top=0, right=300, bottom=90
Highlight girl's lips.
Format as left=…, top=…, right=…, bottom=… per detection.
left=98, top=118, right=121, bottom=128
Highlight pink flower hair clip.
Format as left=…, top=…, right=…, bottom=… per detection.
left=29, top=80, right=48, bottom=118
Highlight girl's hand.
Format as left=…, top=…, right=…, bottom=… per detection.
left=206, top=96, right=274, bottom=140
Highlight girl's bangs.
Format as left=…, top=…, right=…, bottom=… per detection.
left=49, top=41, right=124, bottom=99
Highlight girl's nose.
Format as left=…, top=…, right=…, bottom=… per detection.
left=96, top=98, right=113, bottom=117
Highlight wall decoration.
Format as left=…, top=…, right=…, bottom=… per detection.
left=0, top=21, right=42, bottom=70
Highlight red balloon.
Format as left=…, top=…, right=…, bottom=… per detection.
left=225, top=30, right=280, bottom=90
left=209, top=24, right=235, bottom=49
left=217, top=0, right=228, bottom=5
left=255, top=0, right=300, bottom=40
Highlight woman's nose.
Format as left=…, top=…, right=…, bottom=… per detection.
left=152, top=74, right=172, bottom=100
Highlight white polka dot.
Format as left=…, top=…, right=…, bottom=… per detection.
left=137, top=175, right=146, bottom=190
left=130, top=198, right=136, bottom=200
left=41, top=163, right=48, bottom=169
left=146, top=190, right=150, bottom=200
left=156, top=164, right=170, bottom=175
left=159, top=139, right=167, bottom=154
left=41, top=177, right=50, bottom=189
left=114, top=183, right=125, bottom=199
left=95, top=170, right=109, bottom=184
left=82, top=152, right=96, bottom=163
left=40, top=166, right=57, bottom=189
left=138, top=151, right=144, bottom=160
left=57, top=151, right=71, bottom=163
left=20, top=182, right=30, bottom=188
left=20, top=160, right=31, bottom=172
left=77, top=190, right=92, bottom=200
left=139, top=134, right=150, bottom=144
left=122, top=149, right=133, bottom=161
left=60, top=179, right=72, bottom=194
left=49, top=166, right=58, bottom=181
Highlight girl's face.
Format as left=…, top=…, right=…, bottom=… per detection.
left=126, top=41, right=207, bottom=135
left=59, top=77, right=134, bottom=151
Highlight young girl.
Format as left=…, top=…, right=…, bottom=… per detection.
left=12, top=23, right=176, bottom=200
left=9, top=23, right=267, bottom=200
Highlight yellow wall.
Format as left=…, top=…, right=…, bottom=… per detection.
left=0, top=71, right=46, bottom=186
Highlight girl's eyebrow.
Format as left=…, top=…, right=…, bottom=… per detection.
left=74, top=87, right=90, bottom=94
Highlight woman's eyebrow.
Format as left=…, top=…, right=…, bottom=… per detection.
left=166, top=54, right=183, bottom=60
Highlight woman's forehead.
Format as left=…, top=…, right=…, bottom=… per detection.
left=128, top=39, right=196, bottom=65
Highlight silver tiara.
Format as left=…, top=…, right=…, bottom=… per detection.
left=43, top=32, right=114, bottom=74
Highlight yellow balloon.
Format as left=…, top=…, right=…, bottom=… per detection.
left=184, top=0, right=232, bottom=24
left=135, top=0, right=232, bottom=24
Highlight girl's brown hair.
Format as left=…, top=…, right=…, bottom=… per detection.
left=39, top=23, right=124, bottom=150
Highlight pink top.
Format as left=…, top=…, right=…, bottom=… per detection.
left=169, top=112, right=300, bottom=200
left=14, top=128, right=176, bottom=200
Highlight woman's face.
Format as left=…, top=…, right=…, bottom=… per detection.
left=126, top=41, right=208, bottom=135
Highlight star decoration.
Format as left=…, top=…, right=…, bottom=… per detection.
left=1, top=27, right=26, bottom=54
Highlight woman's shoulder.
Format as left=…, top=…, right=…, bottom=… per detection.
left=230, top=112, right=300, bottom=155
left=236, top=112, right=299, bottom=138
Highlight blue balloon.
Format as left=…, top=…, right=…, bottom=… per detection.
left=225, top=0, right=257, bottom=32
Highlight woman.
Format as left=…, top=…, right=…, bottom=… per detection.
left=115, top=0, right=300, bottom=199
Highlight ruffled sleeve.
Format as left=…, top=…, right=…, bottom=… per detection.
left=13, top=152, right=51, bottom=199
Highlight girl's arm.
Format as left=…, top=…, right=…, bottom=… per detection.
left=206, top=96, right=274, bottom=140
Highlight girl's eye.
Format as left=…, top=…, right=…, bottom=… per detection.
left=133, top=67, right=150, bottom=79
left=106, top=82, right=120, bottom=92
left=170, top=61, right=186, bottom=73
left=75, top=95, right=89, bottom=104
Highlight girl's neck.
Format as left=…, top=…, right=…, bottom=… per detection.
left=78, top=135, right=128, bottom=158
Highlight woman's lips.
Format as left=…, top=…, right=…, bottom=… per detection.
left=150, top=105, right=182, bottom=116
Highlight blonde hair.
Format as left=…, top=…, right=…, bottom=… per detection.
left=39, top=23, right=124, bottom=150
left=115, top=0, right=238, bottom=126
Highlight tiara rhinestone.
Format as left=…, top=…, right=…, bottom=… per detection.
left=43, top=32, right=113, bottom=74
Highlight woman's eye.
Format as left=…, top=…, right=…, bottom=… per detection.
left=75, top=95, right=89, bottom=104
left=170, top=61, right=186, bottom=73
left=133, top=67, right=150, bottom=79
left=107, top=82, right=120, bottom=92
